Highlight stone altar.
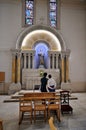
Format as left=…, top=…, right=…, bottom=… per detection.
left=22, top=68, right=60, bottom=90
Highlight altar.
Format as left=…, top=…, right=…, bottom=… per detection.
left=22, top=68, right=60, bottom=90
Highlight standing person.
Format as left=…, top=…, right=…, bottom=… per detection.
left=40, top=72, right=48, bottom=92
left=47, top=74, right=56, bottom=92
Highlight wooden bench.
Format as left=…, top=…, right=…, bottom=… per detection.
left=24, top=92, right=56, bottom=99
left=19, top=92, right=61, bottom=122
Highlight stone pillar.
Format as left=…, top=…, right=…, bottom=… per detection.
left=30, top=53, right=32, bottom=69
left=49, top=54, right=52, bottom=69
left=65, top=49, right=70, bottom=82
left=61, top=52, right=65, bottom=82
left=52, top=54, right=54, bottom=69
left=30, top=50, right=35, bottom=69
left=49, top=53, right=52, bottom=69
left=28, top=53, right=30, bottom=69
left=24, top=53, right=26, bottom=69
left=17, top=53, right=21, bottom=83
left=12, top=53, right=16, bottom=83
left=49, top=57, right=50, bottom=69
left=56, top=53, right=59, bottom=69
left=48, top=52, right=50, bottom=69
left=66, top=56, right=69, bottom=82
left=49, top=51, right=59, bottom=69
left=32, top=53, right=34, bottom=68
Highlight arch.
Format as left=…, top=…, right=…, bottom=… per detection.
left=16, top=25, right=67, bottom=51
left=33, top=40, right=50, bottom=50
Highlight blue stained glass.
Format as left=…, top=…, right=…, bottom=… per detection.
left=49, top=0, right=57, bottom=28
left=50, top=21, right=56, bottom=27
left=26, top=19, right=33, bottom=25
left=25, top=0, right=34, bottom=25
left=50, top=12, right=56, bottom=17
left=50, top=3, right=56, bottom=10
left=26, top=10, right=30, bottom=17
left=26, top=10, right=33, bottom=18
left=26, top=1, right=33, bottom=10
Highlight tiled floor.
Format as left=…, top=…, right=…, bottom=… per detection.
left=0, top=93, right=86, bottom=130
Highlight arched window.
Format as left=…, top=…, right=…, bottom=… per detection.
left=22, top=0, right=60, bottom=28
left=25, top=0, right=34, bottom=25
left=49, top=0, right=58, bottom=28
left=49, top=0, right=60, bottom=28
left=23, top=0, right=34, bottom=26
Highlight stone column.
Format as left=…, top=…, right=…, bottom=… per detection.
left=12, top=53, right=16, bottom=83
left=17, top=53, right=21, bottom=83
left=52, top=54, right=54, bottom=69
left=65, top=49, right=70, bottom=82
left=48, top=52, right=50, bottom=69
left=48, top=53, right=51, bottom=69
left=30, top=53, right=33, bottom=69
left=24, top=53, right=26, bottom=69
left=56, top=53, right=59, bottom=69
left=49, top=52, right=52, bottom=69
left=32, top=53, right=34, bottom=68
left=32, top=51, right=35, bottom=69
left=28, top=53, right=30, bottom=69
left=66, top=56, right=69, bottom=82
left=61, top=52, right=65, bottom=82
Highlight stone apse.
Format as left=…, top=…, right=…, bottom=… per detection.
left=11, top=25, right=70, bottom=90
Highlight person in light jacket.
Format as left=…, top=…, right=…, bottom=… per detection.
left=47, top=74, right=56, bottom=92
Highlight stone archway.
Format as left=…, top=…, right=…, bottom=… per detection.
left=11, top=25, right=71, bottom=89
left=16, top=25, right=66, bottom=51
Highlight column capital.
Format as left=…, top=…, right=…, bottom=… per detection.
left=61, top=49, right=71, bottom=58
left=61, top=51, right=66, bottom=58
left=65, top=49, right=71, bottom=58
left=16, top=53, right=21, bottom=58
left=11, top=49, right=21, bottom=56
left=21, top=49, right=35, bottom=53
left=23, top=53, right=26, bottom=56
left=48, top=50, right=61, bottom=56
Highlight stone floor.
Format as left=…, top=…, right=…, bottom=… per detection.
left=0, top=93, right=86, bottom=130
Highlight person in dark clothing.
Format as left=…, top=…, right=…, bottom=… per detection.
left=40, top=72, right=48, bottom=92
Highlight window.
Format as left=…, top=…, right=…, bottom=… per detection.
left=49, top=0, right=57, bottom=28
left=25, top=0, right=34, bottom=26
left=22, top=0, right=60, bottom=28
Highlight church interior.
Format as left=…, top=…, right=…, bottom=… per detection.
left=0, top=0, right=86, bottom=130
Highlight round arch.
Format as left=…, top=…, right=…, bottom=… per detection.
left=16, top=25, right=67, bottom=51
left=11, top=25, right=71, bottom=86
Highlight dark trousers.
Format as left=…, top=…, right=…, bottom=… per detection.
left=48, top=88, right=55, bottom=92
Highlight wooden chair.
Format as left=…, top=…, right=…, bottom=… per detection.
left=19, top=97, right=33, bottom=124
left=33, top=99, right=47, bottom=122
left=47, top=96, right=61, bottom=122
left=60, top=90, right=73, bottom=114
left=0, top=119, right=3, bottom=130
